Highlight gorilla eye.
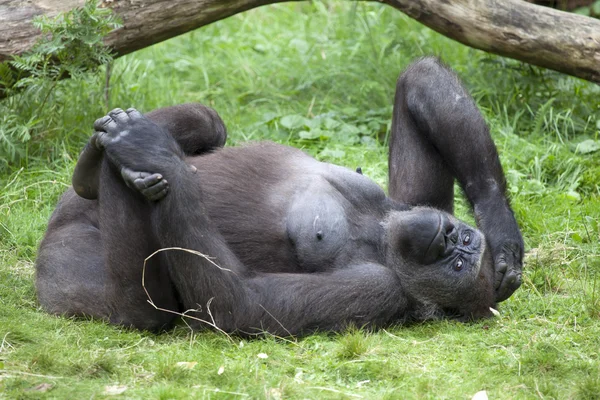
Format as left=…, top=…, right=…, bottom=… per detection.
left=463, top=233, right=471, bottom=246
left=454, top=258, right=464, bottom=271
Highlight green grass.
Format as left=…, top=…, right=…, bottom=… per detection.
left=1, top=2, right=599, bottom=398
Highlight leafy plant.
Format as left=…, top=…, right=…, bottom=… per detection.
left=0, top=0, right=120, bottom=166
left=6, top=0, right=120, bottom=90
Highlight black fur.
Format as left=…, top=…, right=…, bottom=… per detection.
left=36, top=58, right=523, bottom=335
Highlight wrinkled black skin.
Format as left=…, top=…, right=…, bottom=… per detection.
left=36, top=58, right=523, bottom=335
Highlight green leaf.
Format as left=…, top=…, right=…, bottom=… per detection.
left=575, top=140, right=600, bottom=154
left=298, top=129, right=324, bottom=140
left=280, top=114, right=307, bottom=130
left=320, top=148, right=346, bottom=159
left=571, top=232, right=583, bottom=243
left=261, top=112, right=279, bottom=124
left=338, top=123, right=360, bottom=136
left=305, top=118, right=321, bottom=130
left=521, top=179, right=546, bottom=196
left=323, top=118, right=341, bottom=130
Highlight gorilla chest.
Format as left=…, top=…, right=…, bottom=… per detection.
left=283, top=178, right=384, bottom=272
left=285, top=184, right=350, bottom=271
left=202, top=164, right=386, bottom=273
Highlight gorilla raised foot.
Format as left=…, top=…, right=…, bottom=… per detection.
left=72, top=103, right=225, bottom=200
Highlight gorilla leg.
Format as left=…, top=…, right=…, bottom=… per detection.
left=146, top=167, right=406, bottom=334
left=35, top=180, right=178, bottom=330
left=388, top=57, right=523, bottom=302
left=72, top=103, right=226, bottom=200
left=96, top=159, right=180, bottom=329
left=388, top=64, right=454, bottom=213
left=36, top=192, right=110, bottom=319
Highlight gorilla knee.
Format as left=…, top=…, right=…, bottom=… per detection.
left=145, top=103, right=227, bottom=156
left=396, top=57, right=472, bottom=133
left=397, top=57, right=455, bottom=90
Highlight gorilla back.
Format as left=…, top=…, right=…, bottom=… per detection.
left=36, top=58, right=523, bottom=335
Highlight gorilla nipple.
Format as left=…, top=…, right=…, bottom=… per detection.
left=316, top=230, right=323, bottom=240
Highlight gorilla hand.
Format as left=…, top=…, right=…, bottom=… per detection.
left=490, top=237, right=523, bottom=302
left=120, top=168, right=169, bottom=202
left=475, top=200, right=524, bottom=302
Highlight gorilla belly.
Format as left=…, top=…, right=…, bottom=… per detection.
left=191, top=143, right=384, bottom=273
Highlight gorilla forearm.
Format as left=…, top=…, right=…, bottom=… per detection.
left=245, top=265, right=406, bottom=335
left=72, top=139, right=104, bottom=200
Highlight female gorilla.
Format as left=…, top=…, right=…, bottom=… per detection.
left=36, top=58, right=523, bottom=335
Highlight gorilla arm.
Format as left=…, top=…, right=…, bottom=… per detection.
left=72, top=135, right=104, bottom=200
left=389, top=58, right=523, bottom=302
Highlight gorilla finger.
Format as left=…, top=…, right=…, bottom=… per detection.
left=495, top=269, right=522, bottom=302
left=145, top=185, right=169, bottom=202
left=134, top=173, right=164, bottom=190
left=141, top=179, right=169, bottom=196
left=121, top=167, right=141, bottom=190
left=125, top=108, right=144, bottom=121
left=94, top=131, right=112, bottom=149
left=89, top=131, right=106, bottom=150
left=121, top=167, right=149, bottom=187
left=494, top=261, right=508, bottom=290
left=93, top=116, right=113, bottom=132
left=108, top=108, right=129, bottom=124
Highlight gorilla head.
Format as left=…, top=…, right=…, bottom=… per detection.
left=385, top=207, right=495, bottom=321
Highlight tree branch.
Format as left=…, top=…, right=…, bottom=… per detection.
left=1, top=0, right=599, bottom=84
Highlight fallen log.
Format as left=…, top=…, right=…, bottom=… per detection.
left=0, top=0, right=599, bottom=84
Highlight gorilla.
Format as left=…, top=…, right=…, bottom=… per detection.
left=35, top=58, right=524, bottom=336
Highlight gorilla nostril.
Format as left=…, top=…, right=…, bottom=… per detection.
left=445, top=225, right=458, bottom=244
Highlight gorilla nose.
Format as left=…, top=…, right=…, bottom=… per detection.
left=394, top=209, right=459, bottom=264
left=424, top=215, right=457, bottom=262
left=443, top=220, right=458, bottom=248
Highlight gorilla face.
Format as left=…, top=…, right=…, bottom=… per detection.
left=385, top=208, right=496, bottom=321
